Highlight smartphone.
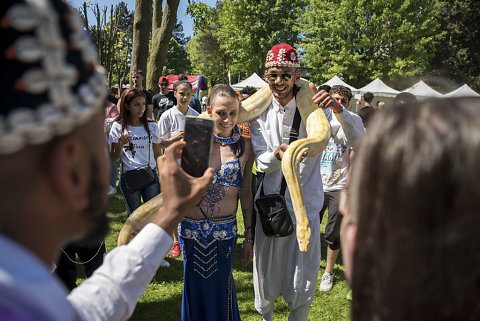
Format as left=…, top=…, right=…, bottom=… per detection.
left=181, top=116, right=214, bottom=177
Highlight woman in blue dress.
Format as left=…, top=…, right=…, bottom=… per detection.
left=179, top=84, right=254, bottom=321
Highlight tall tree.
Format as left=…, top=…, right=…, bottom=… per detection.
left=163, top=22, right=192, bottom=75
left=187, top=29, right=228, bottom=85
left=75, top=2, right=133, bottom=88
left=186, top=2, right=229, bottom=85
left=172, top=21, right=190, bottom=48
left=131, top=0, right=152, bottom=82
left=146, top=0, right=180, bottom=93
left=431, top=0, right=480, bottom=91
left=298, top=0, right=443, bottom=86
left=217, top=0, right=306, bottom=76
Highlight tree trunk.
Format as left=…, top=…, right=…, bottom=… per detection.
left=146, top=0, right=180, bottom=93
left=131, top=0, right=152, bottom=86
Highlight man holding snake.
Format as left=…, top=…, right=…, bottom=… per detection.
left=249, top=43, right=364, bottom=321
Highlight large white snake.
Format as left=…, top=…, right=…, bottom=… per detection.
left=117, top=78, right=330, bottom=252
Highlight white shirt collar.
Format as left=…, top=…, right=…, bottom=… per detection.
left=272, top=95, right=296, bottom=112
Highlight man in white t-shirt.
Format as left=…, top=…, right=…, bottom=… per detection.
left=319, top=85, right=365, bottom=292
left=158, top=80, right=199, bottom=149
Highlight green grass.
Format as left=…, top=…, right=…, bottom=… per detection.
left=82, top=193, right=350, bottom=320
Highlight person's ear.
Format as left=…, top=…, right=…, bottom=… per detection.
left=207, top=106, right=212, bottom=117
left=264, top=70, right=269, bottom=82
left=47, top=137, right=90, bottom=211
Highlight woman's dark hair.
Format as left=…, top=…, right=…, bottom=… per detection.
left=173, top=80, right=192, bottom=92
left=208, top=84, right=244, bottom=157
left=349, top=98, right=480, bottom=321
left=116, top=88, right=151, bottom=136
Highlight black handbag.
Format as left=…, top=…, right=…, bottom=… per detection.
left=122, top=134, right=156, bottom=193
left=255, top=107, right=302, bottom=237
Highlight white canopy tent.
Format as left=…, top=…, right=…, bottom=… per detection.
left=321, top=75, right=358, bottom=92
left=403, top=81, right=444, bottom=98
left=231, top=73, right=267, bottom=91
left=358, top=78, right=400, bottom=97
left=444, top=84, right=480, bottom=97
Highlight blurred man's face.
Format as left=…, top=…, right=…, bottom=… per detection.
left=331, top=92, right=350, bottom=108
left=159, top=81, right=169, bottom=93
left=132, top=73, right=143, bottom=88
left=75, top=111, right=110, bottom=243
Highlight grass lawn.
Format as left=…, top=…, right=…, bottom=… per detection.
left=82, top=193, right=351, bottom=320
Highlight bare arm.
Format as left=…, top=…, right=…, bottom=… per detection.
left=240, top=139, right=254, bottom=266
left=158, top=130, right=184, bottom=149
left=153, top=143, right=162, bottom=160
left=110, top=134, right=130, bottom=161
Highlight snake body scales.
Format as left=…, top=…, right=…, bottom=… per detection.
left=118, top=78, right=330, bottom=252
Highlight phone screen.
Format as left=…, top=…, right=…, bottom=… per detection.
left=181, top=116, right=214, bottom=177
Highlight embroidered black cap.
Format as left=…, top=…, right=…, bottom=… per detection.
left=0, top=0, right=107, bottom=154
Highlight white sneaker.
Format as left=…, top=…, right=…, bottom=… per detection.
left=319, top=272, right=334, bottom=291
left=108, top=186, right=116, bottom=195
left=159, top=259, right=170, bottom=268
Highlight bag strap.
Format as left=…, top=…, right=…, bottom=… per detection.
left=260, top=106, right=302, bottom=197
left=280, top=106, right=302, bottom=195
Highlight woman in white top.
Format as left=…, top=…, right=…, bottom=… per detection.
left=109, top=88, right=162, bottom=215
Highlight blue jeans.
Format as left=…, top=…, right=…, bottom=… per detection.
left=110, top=157, right=118, bottom=188
left=119, top=169, right=160, bottom=215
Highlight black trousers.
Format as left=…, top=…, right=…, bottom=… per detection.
left=319, top=190, right=343, bottom=251
left=55, top=241, right=106, bottom=291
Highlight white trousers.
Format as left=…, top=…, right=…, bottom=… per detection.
left=253, top=214, right=321, bottom=321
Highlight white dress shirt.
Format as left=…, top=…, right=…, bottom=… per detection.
left=250, top=96, right=365, bottom=220
left=0, top=224, right=173, bottom=321
left=250, top=96, right=324, bottom=221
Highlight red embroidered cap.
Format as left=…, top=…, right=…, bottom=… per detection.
left=265, top=43, right=300, bottom=69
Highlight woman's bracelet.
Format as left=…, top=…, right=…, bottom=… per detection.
left=243, top=238, right=254, bottom=245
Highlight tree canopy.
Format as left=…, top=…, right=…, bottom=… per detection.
left=298, top=0, right=443, bottom=87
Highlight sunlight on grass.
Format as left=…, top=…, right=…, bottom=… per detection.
left=84, top=193, right=351, bottom=320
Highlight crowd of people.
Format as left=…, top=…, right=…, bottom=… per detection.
left=1, top=1, right=479, bottom=321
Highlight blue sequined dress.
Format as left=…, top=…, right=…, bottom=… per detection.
left=179, top=158, right=243, bottom=321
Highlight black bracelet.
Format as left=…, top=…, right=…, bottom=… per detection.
left=244, top=225, right=252, bottom=232
left=243, top=239, right=254, bottom=245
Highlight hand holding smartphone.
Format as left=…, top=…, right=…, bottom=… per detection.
left=181, top=116, right=214, bottom=177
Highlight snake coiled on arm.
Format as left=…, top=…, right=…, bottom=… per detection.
left=118, top=78, right=330, bottom=253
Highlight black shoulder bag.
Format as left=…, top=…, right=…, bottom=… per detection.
left=255, top=107, right=301, bottom=237
left=122, top=133, right=156, bottom=193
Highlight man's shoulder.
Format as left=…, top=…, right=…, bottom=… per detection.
left=360, top=106, right=375, bottom=111
left=143, top=89, right=153, bottom=102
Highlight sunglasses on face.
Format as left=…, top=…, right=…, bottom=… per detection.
left=160, top=83, right=168, bottom=86
left=267, top=72, right=293, bottom=82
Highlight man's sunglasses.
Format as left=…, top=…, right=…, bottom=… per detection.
left=267, top=72, right=293, bottom=82
left=160, top=83, right=168, bottom=86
